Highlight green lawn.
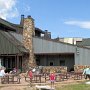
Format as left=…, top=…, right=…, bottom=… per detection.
left=56, top=84, right=90, bottom=90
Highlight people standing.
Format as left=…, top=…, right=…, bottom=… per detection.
left=28, top=69, right=33, bottom=87
left=49, top=71, right=56, bottom=88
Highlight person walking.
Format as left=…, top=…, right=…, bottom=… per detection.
left=83, top=67, right=90, bottom=80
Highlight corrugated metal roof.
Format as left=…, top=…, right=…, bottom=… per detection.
left=0, top=30, right=29, bottom=54
left=77, top=38, right=90, bottom=46
left=35, top=28, right=45, bottom=34
left=0, top=18, right=23, bottom=34
left=9, top=32, right=23, bottom=43
left=0, top=18, right=18, bottom=30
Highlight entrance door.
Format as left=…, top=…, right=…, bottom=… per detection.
left=49, top=62, right=54, bottom=66
left=48, top=59, right=54, bottom=66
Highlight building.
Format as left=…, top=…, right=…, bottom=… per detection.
left=76, top=38, right=90, bottom=48
left=54, top=37, right=82, bottom=45
left=0, top=15, right=90, bottom=72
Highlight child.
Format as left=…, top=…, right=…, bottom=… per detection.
left=28, top=70, right=33, bottom=87
left=49, top=71, right=56, bottom=88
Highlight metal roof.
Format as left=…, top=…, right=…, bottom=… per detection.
left=77, top=38, right=90, bottom=46
left=0, top=30, right=29, bottom=54
left=35, top=28, right=45, bottom=34
left=9, top=32, right=23, bottom=43
left=0, top=18, right=23, bottom=34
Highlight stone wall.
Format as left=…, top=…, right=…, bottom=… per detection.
left=43, top=66, right=67, bottom=73
left=74, top=65, right=90, bottom=72
left=23, top=16, right=36, bottom=70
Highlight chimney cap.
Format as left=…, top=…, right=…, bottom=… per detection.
left=21, top=14, right=24, bottom=16
left=45, top=30, right=48, bottom=32
left=27, top=15, right=31, bottom=18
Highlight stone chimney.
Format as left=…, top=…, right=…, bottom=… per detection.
left=22, top=15, right=35, bottom=70
left=20, top=15, right=24, bottom=26
left=44, top=30, right=51, bottom=39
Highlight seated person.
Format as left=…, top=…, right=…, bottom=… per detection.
left=0, top=67, right=6, bottom=77
left=12, top=67, right=17, bottom=74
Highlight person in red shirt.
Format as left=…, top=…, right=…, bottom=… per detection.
left=28, top=69, right=33, bottom=87
left=49, top=71, right=56, bottom=88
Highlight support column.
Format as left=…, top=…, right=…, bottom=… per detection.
left=0, top=58, right=2, bottom=68
left=16, top=54, right=19, bottom=69
left=15, top=55, right=17, bottom=68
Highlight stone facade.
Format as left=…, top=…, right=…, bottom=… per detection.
left=23, top=16, right=35, bottom=70
left=43, top=66, right=67, bottom=73
left=74, top=65, right=90, bottom=72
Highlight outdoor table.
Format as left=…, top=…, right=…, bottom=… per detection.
left=74, top=72, right=83, bottom=80
left=44, top=73, right=49, bottom=83
left=34, top=74, right=42, bottom=83
left=1, top=74, right=15, bottom=84
left=1, top=73, right=21, bottom=84
left=56, top=73, right=68, bottom=81
left=6, top=74, right=15, bottom=84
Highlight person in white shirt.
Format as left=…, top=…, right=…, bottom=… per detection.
left=0, top=67, right=6, bottom=77
left=83, top=67, right=90, bottom=80
left=0, top=67, right=6, bottom=83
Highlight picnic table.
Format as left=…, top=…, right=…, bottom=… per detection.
left=33, top=74, right=42, bottom=83
left=73, top=71, right=83, bottom=80
left=1, top=73, right=21, bottom=84
left=55, top=72, right=69, bottom=81
left=25, top=73, right=47, bottom=83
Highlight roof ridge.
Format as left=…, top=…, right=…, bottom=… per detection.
left=0, top=18, right=22, bottom=31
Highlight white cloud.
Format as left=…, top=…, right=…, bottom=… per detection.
left=22, top=2, right=31, bottom=14
left=0, top=0, right=19, bottom=20
left=64, top=20, right=90, bottom=29
left=25, top=5, right=30, bottom=13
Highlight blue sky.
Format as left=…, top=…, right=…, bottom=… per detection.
left=0, top=0, right=90, bottom=38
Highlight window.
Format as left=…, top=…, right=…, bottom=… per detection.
left=50, top=62, right=53, bottom=66
left=36, top=59, right=40, bottom=66
left=60, top=60, right=65, bottom=66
